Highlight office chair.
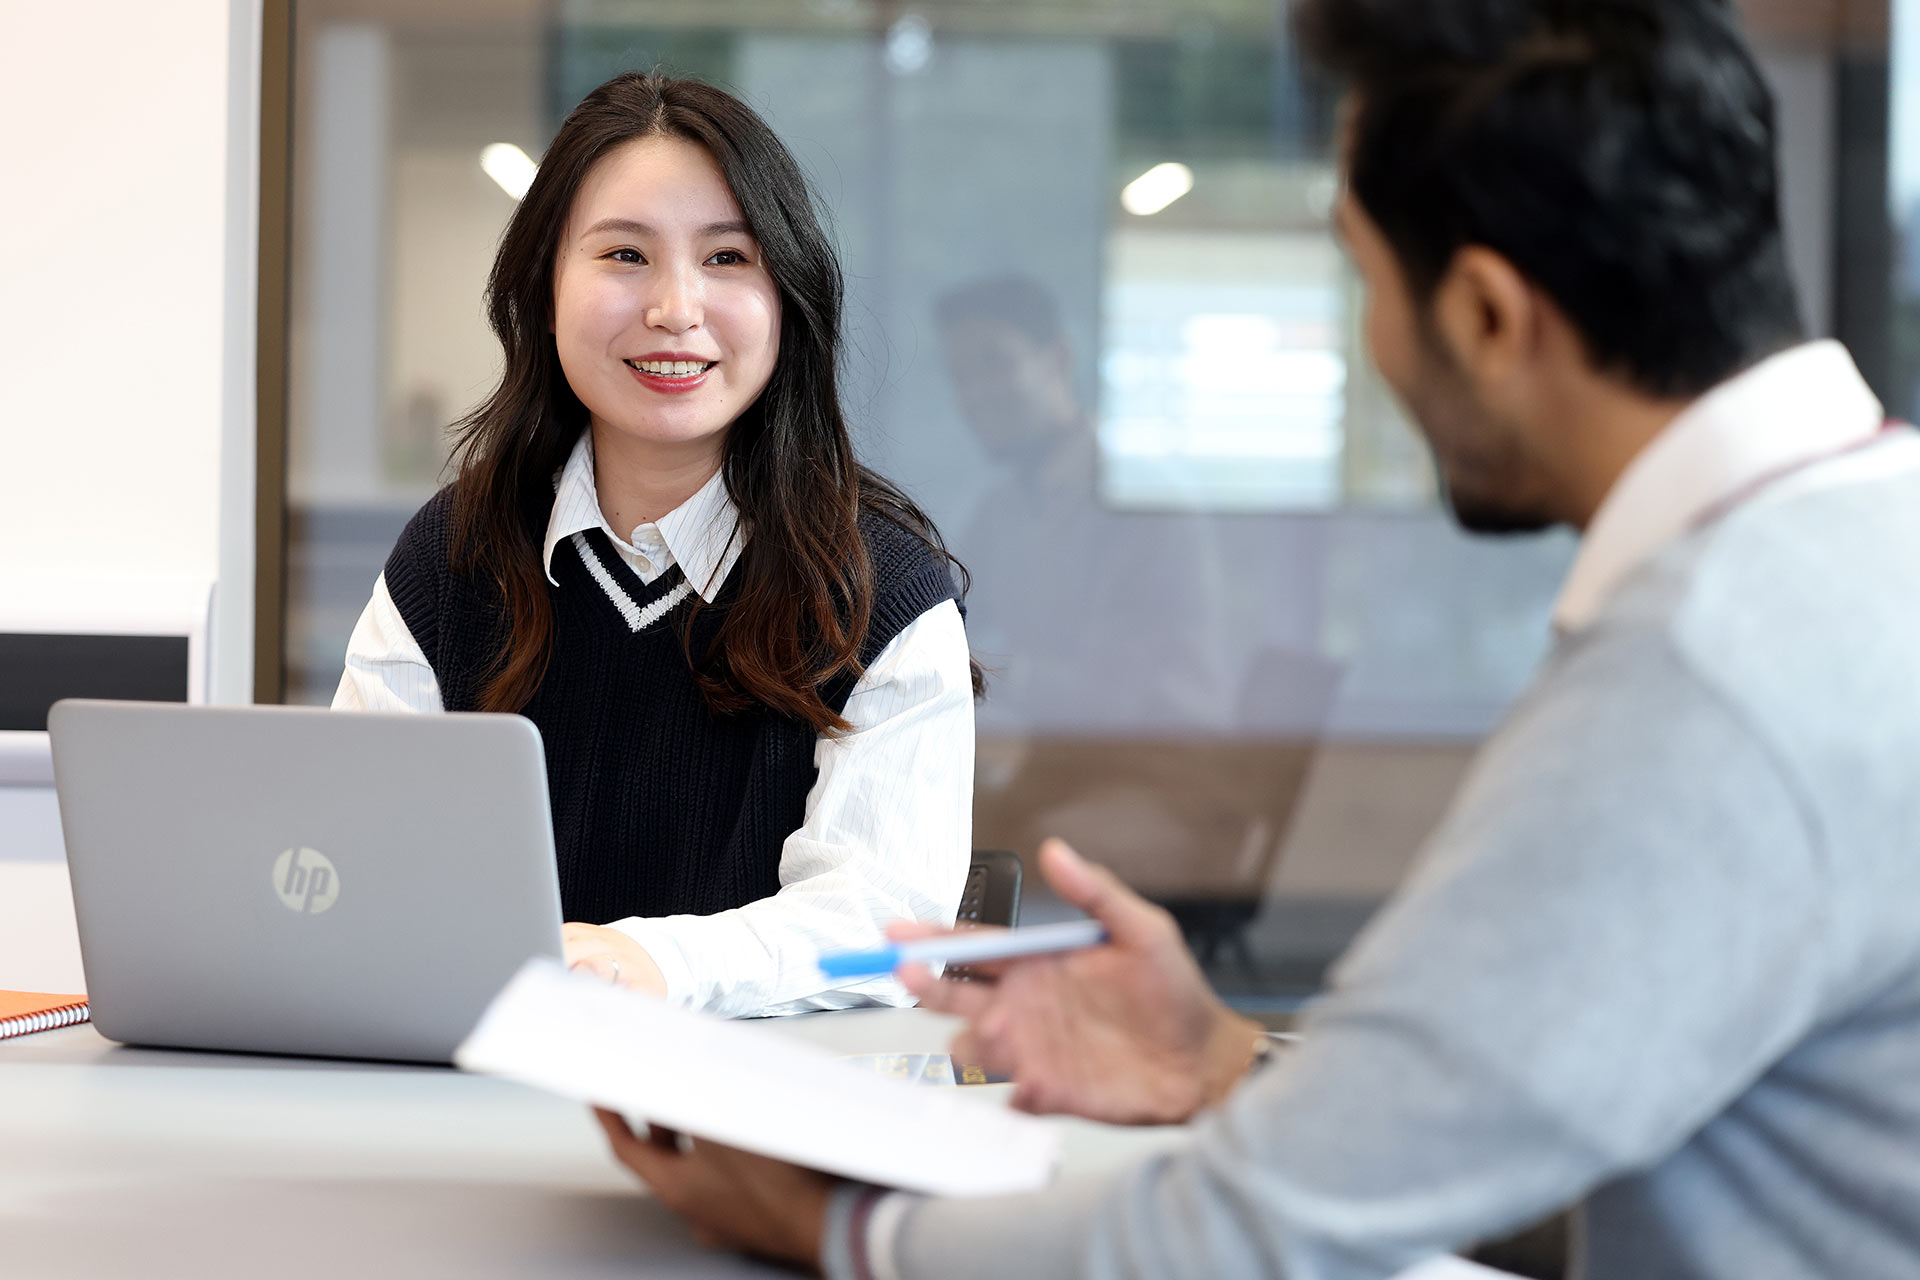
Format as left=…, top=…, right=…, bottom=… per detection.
left=958, top=849, right=1022, bottom=928
left=945, top=850, right=1022, bottom=983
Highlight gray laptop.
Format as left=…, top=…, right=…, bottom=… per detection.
left=48, top=700, right=564, bottom=1064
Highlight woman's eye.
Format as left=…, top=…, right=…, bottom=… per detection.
left=607, top=247, right=644, bottom=265
left=707, top=249, right=748, bottom=266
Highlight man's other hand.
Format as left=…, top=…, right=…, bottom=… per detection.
left=595, top=1109, right=834, bottom=1271
left=899, top=838, right=1265, bottom=1126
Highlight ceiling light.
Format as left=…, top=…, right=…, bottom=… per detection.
left=480, top=143, right=538, bottom=201
left=1120, top=162, right=1195, bottom=216
left=885, top=13, right=933, bottom=76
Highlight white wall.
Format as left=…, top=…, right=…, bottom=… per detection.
left=0, top=0, right=260, bottom=705
left=0, top=2, right=260, bottom=940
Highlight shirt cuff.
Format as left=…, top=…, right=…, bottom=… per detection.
left=603, top=916, right=698, bottom=1007
left=821, top=1185, right=921, bottom=1280
left=864, top=1191, right=918, bottom=1280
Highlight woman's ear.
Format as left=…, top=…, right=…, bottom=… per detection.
left=1429, top=246, right=1537, bottom=394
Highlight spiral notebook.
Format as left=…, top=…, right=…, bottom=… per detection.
left=0, top=991, right=91, bottom=1040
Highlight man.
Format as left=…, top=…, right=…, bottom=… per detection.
left=932, top=273, right=1275, bottom=920
left=932, top=271, right=1238, bottom=738
left=595, top=1, right=1920, bottom=1276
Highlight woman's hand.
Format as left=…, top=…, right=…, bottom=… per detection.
left=563, top=923, right=668, bottom=996
left=595, top=1109, right=835, bottom=1270
left=898, top=838, right=1264, bottom=1126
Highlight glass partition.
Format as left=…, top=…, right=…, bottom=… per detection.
left=283, top=0, right=1847, bottom=1007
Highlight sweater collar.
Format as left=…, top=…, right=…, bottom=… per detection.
left=1552, top=340, right=1884, bottom=635
left=541, top=432, right=745, bottom=602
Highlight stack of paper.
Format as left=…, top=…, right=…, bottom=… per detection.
left=455, top=959, right=1060, bottom=1197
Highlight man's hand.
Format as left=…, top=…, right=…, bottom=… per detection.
left=900, top=838, right=1265, bottom=1126
left=564, top=923, right=668, bottom=996
left=595, top=1108, right=834, bottom=1271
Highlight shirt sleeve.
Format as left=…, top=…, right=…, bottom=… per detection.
left=607, top=598, right=975, bottom=1017
left=331, top=572, right=444, bottom=713
left=874, top=630, right=1833, bottom=1279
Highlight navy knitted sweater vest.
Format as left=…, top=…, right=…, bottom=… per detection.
left=382, top=486, right=959, bottom=926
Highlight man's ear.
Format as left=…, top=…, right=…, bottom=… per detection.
left=1429, top=246, right=1537, bottom=389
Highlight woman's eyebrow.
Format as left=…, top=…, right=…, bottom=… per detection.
left=580, top=216, right=754, bottom=240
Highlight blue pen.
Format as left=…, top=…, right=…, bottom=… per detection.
left=817, top=919, right=1110, bottom=979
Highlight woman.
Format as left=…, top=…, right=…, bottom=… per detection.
left=333, top=72, right=979, bottom=1018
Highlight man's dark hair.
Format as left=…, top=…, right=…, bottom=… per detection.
left=933, top=273, right=1065, bottom=347
left=1295, top=0, right=1804, bottom=397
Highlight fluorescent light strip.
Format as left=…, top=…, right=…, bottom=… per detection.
left=1120, top=162, right=1195, bottom=216
left=481, top=142, right=538, bottom=201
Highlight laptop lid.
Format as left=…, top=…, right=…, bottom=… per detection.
left=48, top=700, right=564, bottom=1064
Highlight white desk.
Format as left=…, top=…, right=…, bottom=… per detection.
left=0, top=854, right=1185, bottom=1276
left=0, top=1010, right=1189, bottom=1279
left=0, top=873, right=1510, bottom=1280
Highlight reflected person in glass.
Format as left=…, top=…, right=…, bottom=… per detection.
left=935, top=273, right=1265, bottom=914
left=935, top=272, right=1239, bottom=738
left=332, top=73, right=981, bottom=1018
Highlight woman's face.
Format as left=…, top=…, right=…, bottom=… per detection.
left=552, top=135, right=782, bottom=469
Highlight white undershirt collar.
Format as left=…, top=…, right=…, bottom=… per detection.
left=1552, top=340, right=1884, bottom=635
left=540, top=432, right=745, bottom=602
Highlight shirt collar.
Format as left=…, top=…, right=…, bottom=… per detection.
left=1551, top=340, right=1884, bottom=635
left=540, top=432, right=745, bottom=602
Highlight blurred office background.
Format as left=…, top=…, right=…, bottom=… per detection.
left=275, top=0, right=1890, bottom=1009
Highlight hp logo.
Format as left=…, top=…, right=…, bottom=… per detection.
left=272, top=847, right=340, bottom=915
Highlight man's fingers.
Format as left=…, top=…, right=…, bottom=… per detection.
left=597, top=1107, right=678, bottom=1182
left=1037, top=838, right=1171, bottom=949
left=899, top=964, right=997, bottom=1020
left=698, top=1138, right=782, bottom=1180
left=595, top=1107, right=637, bottom=1145
left=897, top=961, right=940, bottom=998
left=886, top=920, right=997, bottom=948
left=1037, top=838, right=1123, bottom=912
left=950, top=1028, right=1007, bottom=1075
left=884, top=920, right=949, bottom=943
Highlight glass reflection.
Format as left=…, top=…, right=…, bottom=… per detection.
left=284, top=0, right=1583, bottom=1007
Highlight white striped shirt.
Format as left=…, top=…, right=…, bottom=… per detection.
left=333, top=434, right=974, bottom=1017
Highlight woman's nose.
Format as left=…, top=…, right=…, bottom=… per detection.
left=644, top=267, right=701, bottom=333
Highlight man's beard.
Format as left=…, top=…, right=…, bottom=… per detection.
left=1403, top=347, right=1559, bottom=536
left=1438, top=467, right=1557, bottom=536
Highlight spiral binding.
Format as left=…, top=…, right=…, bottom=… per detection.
left=0, top=1001, right=90, bottom=1040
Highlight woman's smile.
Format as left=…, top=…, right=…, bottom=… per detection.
left=624, top=352, right=718, bottom=394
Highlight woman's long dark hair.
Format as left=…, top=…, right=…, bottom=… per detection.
left=449, top=71, right=980, bottom=731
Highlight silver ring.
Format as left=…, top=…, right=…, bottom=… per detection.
left=609, top=958, right=621, bottom=985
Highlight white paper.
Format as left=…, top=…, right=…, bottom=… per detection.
left=1393, top=1259, right=1521, bottom=1280
left=455, top=958, right=1060, bottom=1197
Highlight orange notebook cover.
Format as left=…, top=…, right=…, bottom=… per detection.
left=0, top=991, right=91, bottom=1040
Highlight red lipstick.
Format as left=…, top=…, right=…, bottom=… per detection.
left=624, top=353, right=716, bottom=396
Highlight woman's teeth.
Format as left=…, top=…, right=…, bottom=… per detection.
left=626, top=360, right=714, bottom=376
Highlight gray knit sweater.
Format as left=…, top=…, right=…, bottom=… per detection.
left=848, top=438, right=1920, bottom=1279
